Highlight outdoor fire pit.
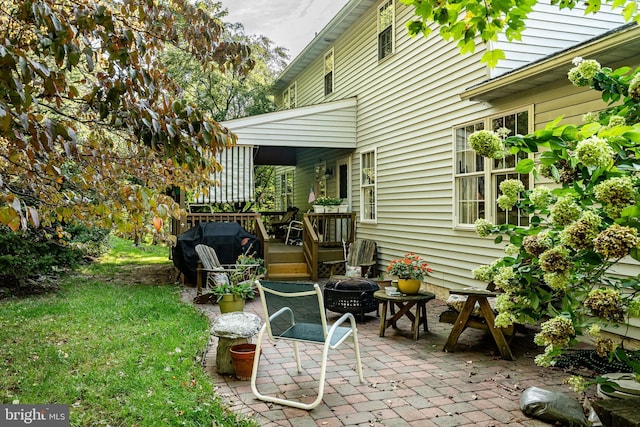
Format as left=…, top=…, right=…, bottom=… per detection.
left=323, top=278, right=380, bottom=321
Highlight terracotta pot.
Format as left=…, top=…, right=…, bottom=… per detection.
left=218, top=294, right=245, bottom=313
left=229, top=343, right=259, bottom=380
left=397, top=278, right=421, bottom=295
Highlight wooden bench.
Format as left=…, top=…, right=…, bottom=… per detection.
left=440, top=288, right=516, bottom=360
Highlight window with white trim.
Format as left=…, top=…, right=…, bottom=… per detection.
left=283, top=82, right=296, bottom=109
left=360, top=150, right=377, bottom=222
left=277, top=170, right=294, bottom=210
left=454, top=108, right=532, bottom=228
left=324, top=49, right=334, bottom=96
left=377, top=0, right=394, bottom=61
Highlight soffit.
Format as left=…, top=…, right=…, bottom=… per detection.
left=220, top=97, right=358, bottom=149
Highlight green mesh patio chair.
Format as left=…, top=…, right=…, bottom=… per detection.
left=250, top=280, right=364, bottom=410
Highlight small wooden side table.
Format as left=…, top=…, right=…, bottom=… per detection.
left=442, top=288, right=515, bottom=361
left=374, top=290, right=435, bottom=340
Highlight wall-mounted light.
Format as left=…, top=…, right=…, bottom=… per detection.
left=325, top=168, right=334, bottom=178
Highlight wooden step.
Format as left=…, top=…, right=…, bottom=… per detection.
left=266, top=273, right=312, bottom=280
left=269, top=250, right=305, bottom=263
left=266, top=262, right=310, bottom=280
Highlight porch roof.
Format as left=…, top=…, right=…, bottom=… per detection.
left=460, top=23, right=640, bottom=102
left=220, top=97, right=357, bottom=150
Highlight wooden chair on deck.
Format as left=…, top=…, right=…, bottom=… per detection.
left=323, top=239, right=377, bottom=278
left=269, top=207, right=299, bottom=240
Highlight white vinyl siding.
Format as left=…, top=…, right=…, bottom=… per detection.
left=222, top=98, right=357, bottom=148
left=490, top=0, right=626, bottom=77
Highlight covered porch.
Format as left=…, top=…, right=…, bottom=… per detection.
left=172, top=97, right=361, bottom=281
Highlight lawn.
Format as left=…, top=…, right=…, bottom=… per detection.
left=0, top=237, right=257, bottom=426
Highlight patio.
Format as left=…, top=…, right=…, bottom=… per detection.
left=183, top=287, right=585, bottom=427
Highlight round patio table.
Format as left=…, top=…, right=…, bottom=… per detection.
left=374, top=289, right=435, bottom=340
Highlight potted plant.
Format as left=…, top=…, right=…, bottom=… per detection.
left=210, top=279, right=256, bottom=313
left=210, top=254, right=264, bottom=313
left=314, top=196, right=343, bottom=213
left=387, top=253, right=432, bottom=294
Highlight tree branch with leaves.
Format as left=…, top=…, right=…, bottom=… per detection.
left=400, top=0, right=640, bottom=66
left=0, top=0, right=254, bottom=242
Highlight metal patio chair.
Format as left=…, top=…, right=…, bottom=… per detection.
left=250, top=280, right=364, bottom=410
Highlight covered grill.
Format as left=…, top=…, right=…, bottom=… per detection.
left=172, top=222, right=259, bottom=284
left=323, top=278, right=380, bottom=321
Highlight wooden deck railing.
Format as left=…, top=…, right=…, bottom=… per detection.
left=173, top=212, right=268, bottom=259
left=302, top=212, right=356, bottom=281
left=172, top=211, right=354, bottom=281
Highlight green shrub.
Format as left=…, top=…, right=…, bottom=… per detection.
left=0, top=225, right=111, bottom=290
left=66, top=223, right=111, bottom=258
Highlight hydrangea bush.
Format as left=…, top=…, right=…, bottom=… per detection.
left=470, top=59, right=640, bottom=378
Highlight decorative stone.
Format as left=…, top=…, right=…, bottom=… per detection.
left=211, top=312, right=261, bottom=339
left=210, top=312, right=261, bottom=375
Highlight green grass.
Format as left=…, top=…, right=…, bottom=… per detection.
left=0, top=237, right=257, bottom=426
left=85, top=237, right=170, bottom=276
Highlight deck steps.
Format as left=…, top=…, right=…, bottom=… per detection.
left=266, top=262, right=311, bottom=280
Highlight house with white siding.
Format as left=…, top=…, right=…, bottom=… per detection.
left=220, top=0, right=638, bottom=293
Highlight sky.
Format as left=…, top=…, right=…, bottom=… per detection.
left=219, top=0, right=350, bottom=61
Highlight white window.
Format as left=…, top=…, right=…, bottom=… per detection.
left=360, top=150, right=377, bottom=222
left=324, top=49, right=334, bottom=96
left=454, top=108, right=532, bottom=228
left=377, top=0, right=394, bottom=61
left=283, top=82, right=296, bottom=109
left=277, top=171, right=294, bottom=210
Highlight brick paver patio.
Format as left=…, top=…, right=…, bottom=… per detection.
left=183, top=287, right=584, bottom=426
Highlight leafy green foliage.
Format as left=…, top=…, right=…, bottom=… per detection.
left=0, top=0, right=253, bottom=241
left=0, top=225, right=110, bottom=291
left=471, top=62, right=640, bottom=374
left=165, top=19, right=287, bottom=122
left=400, top=0, right=640, bottom=66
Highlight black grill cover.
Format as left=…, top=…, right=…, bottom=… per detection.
left=324, top=278, right=379, bottom=291
left=172, top=222, right=259, bottom=284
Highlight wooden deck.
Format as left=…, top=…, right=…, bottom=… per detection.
left=173, top=211, right=356, bottom=281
